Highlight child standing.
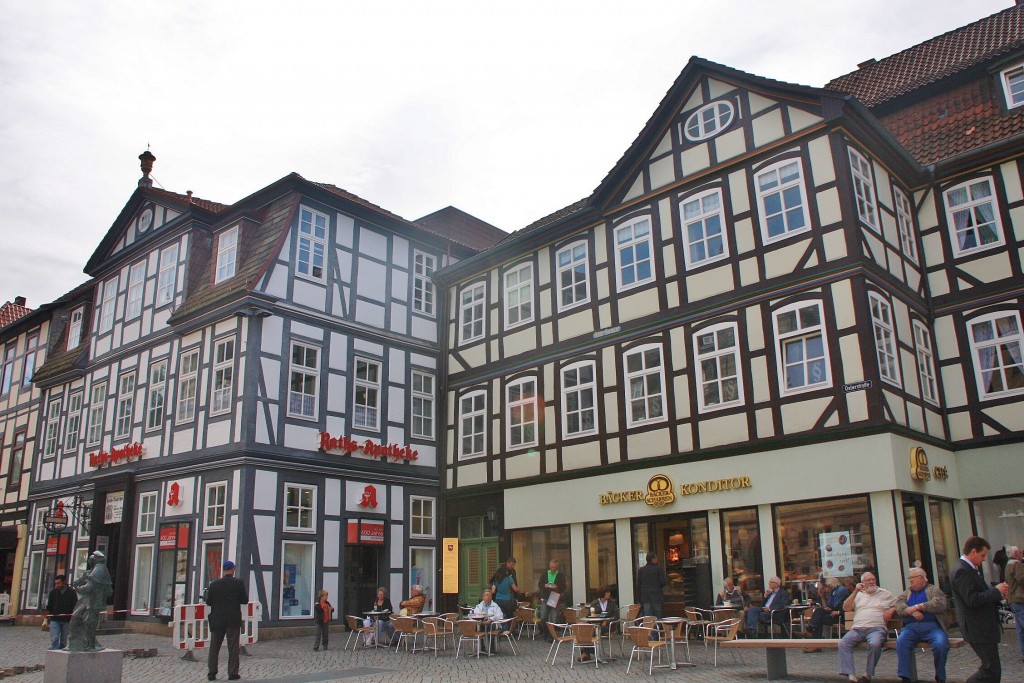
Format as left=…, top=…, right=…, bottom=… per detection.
left=313, top=589, right=334, bottom=650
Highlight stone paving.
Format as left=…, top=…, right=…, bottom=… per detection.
left=0, top=624, right=1020, bottom=682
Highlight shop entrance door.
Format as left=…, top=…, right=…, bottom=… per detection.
left=458, top=539, right=497, bottom=606
left=632, top=513, right=712, bottom=615
left=344, top=545, right=381, bottom=617
left=901, top=494, right=934, bottom=581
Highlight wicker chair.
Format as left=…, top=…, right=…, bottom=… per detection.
left=626, top=626, right=668, bottom=675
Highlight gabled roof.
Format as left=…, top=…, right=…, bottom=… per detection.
left=415, top=206, right=507, bottom=251
left=0, top=300, right=31, bottom=329
left=825, top=5, right=1024, bottom=107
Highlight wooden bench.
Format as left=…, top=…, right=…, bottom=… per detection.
left=720, top=637, right=965, bottom=681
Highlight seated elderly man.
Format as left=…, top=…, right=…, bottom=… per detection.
left=837, top=572, right=897, bottom=683
left=399, top=584, right=426, bottom=615
left=893, top=568, right=949, bottom=683
left=745, top=576, right=790, bottom=637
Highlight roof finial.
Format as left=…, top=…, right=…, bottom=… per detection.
left=138, top=150, right=156, bottom=188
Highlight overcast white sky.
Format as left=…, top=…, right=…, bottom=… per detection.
left=0, top=0, right=1012, bottom=307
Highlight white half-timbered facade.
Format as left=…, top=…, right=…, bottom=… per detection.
left=23, top=157, right=504, bottom=626
left=439, top=7, right=1024, bottom=611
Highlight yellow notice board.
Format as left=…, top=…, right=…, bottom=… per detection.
left=442, top=537, right=459, bottom=594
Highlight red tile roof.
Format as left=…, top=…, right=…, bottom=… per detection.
left=0, top=301, right=31, bottom=329
left=415, top=206, right=507, bottom=251
left=826, top=5, right=1024, bottom=107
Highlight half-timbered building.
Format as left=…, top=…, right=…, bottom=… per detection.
left=22, top=154, right=505, bottom=628
left=437, top=5, right=1024, bottom=611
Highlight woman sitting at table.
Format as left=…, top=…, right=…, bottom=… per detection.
left=366, top=586, right=394, bottom=641
left=399, top=584, right=426, bottom=615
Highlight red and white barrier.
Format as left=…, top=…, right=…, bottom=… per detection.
left=172, top=602, right=261, bottom=655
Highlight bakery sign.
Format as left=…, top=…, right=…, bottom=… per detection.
left=89, top=442, right=144, bottom=468
left=319, top=432, right=418, bottom=462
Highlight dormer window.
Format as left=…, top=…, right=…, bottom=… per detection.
left=683, top=101, right=735, bottom=142
left=215, top=226, right=239, bottom=283
left=1000, top=63, right=1024, bottom=109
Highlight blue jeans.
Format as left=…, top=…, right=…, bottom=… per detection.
left=1010, top=601, right=1024, bottom=659
left=896, top=621, right=949, bottom=681
left=49, top=620, right=70, bottom=650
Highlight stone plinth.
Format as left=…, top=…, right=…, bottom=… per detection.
left=44, top=649, right=123, bottom=683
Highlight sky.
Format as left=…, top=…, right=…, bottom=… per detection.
left=0, top=0, right=1013, bottom=308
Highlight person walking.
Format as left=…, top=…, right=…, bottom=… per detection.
left=206, top=560, right=248, bottom=681
left=312, top=589, right=334, bottom=651
left=1006, top=545, right=1024, bottom=663
left=636, top=552, right=666, bottom=618
left=44, top=574, right=77, bottom=650
left=950, top=536, right=1009, bottom=683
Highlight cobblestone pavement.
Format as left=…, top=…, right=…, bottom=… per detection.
left=0, top=625, right=1020, bottom=682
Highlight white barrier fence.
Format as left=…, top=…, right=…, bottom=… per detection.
left=172, top=601, right=262, bottom=657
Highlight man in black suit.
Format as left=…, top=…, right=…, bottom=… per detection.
left=206, top=560, right=248, bottom=681
left=949, top=536, right=1009, bottom=683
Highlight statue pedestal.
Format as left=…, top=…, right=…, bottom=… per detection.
left=44, top=649, right=123, bottom=683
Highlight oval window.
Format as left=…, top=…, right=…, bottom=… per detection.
left=684, top=101, right=735, bottom=142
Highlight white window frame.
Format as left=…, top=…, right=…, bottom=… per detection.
left=296, top=207, right=327, bottom=282
left=561, top=360, right=597, bottom=438
left=869, top=293, right=901, bottom=387
left=215, top=225, right=239, bottom=283
left=894, top=187, right=918, bottom=264
left=849, top=148, right=879, bottom=230
left=624, top=344, right=667, bottom=427
left=137, top=491, right=157, bottom=536
left=681, top=188, right=729, bottom=269
left=968, top=311, right=1024, bottom=399
left=615, top=217, right=655, bottom=291
left=694, top=322, right=744, bottom=412
left=504, top=262, right=534, bottom=329
left=146, top=360, right=167, bottom=431
left=412, top=251, right=436, bottom=315
left=126, top=261, right=146, bottom=319
left=44, top=397, right=61, bottom=457
left=67, top=307, right=84, bottom=351
left=556, top=240, right=590, bottom=311
left=156, top=244, right=178, bottom=306
left=410, top=496, right=435, bottom=539
left=913, top=321, right=939, bottom=405
left=943, top=177, right=1005, bottom=256
left=352, top=357, right=381, bottom=430
left=410, top=370, right=435, bottom=439
left=210, top=338, right=234, bottom=416
left=287, top=342, right=319, bottom=420
left=506, top=377, right=538, bottom=449
left=204, top=482, right=227, bottom=531
left=131, top=544, right=155, bottom=615
left=756, top=158, right=811, bottom=243
left=458, top=390, right=487, bottom=459
left=85, top=381, right=106, bottom=446
left=98, top=276, right=118, bottom=333
left=176, top=349, right=200, bottom=422
left=773, top=301, right=831, bottom=395
left=284, top=483, right=316, bottom=532
left=1000, top=62, right=1024, bottom=109
left=115, top=371, right=136, bottom=438
left=458, top=282, right=486, bottom=344
left=64, top=391, right=82, bottom=451
left=683, top=100, right=735, bottom=142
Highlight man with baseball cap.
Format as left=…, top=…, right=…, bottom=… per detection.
left=206, top=560, right=247, bottom=681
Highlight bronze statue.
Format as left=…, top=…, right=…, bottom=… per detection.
left=65, top=551, right=113, bottom=651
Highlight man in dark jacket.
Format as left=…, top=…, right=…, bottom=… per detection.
left=950, top=536, right=1009, bottom=683
left=44, top=574, right=77, bottom=650
left=206, top=560, right=248, bottom=681
left=637, top=552, right=666, bottom=618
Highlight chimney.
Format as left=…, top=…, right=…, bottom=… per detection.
left=14, top=296, right=26, bottom=307
left=138, top=150, right=156, bottom=188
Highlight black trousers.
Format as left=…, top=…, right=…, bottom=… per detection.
left=209, top=625, right=241, bottom=678
left=965, top=640, right=1001, bottom=683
